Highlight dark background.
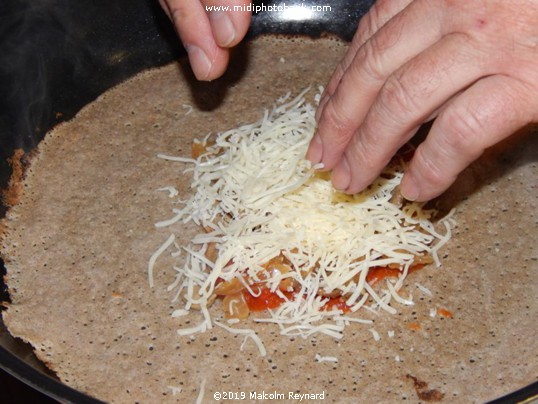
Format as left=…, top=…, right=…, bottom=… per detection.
left=1, top=368, right=57, bottom=403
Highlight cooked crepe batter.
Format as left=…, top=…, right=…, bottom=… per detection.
left=1, top=36, right=537, bottom=403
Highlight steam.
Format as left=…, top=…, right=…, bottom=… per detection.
left=0, top=0, right=87, bottom=150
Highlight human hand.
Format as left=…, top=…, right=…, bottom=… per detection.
left=159, top=0, right=251, bottom=80
left=308, top=0, right=538, bottom=201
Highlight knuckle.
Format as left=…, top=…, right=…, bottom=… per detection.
left=354, top=39, right=385, bottom=84
left=320, top=99, right=357, bottom=140
left=374, top=0, right=396, bottom=15
left=329, top=63, right=346, bottom=91
left=376, top=76, right=418, bottom=126
left=355, top=16, right=371, bottom=42
left=412, top=145, right=447, bottom=188
left=169, top=3, right=192, bottom=25
left=356, top=0, right=393, bottom=42
left=439, top=106, right=484, bottom=152
left=348, top=129, right=386, bottom=172
left=367, top=0, right=394, bottom=31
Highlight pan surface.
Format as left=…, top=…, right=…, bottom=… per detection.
left=0, top=0, right=373, bottom=401
left=1, top=0, right=537, bottom=403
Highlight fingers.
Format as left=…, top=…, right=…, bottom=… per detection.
left=164, top=0, right=228, bottom=80
left=309, top=0, right=443, bottom=170
left=401, top=75, right=537, bottom=201
left=206, top=0, right=251, bottom=47
left=308, top=0, right=538, bottom=202
left=162, top=0, right=251, bottom=81
left=158, top=0, right=172, bottom=19
left=331, top=33, right=490, bottom=193
left=314, top=0, right=413, bottom=123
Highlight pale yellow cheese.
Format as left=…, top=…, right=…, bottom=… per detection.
left=151, top=88, right=454, bottom=341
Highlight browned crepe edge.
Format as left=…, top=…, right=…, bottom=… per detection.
left=1, top=36, right=532, bottom=402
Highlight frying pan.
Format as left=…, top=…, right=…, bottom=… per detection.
left=0, top=0, right=536, bottom=402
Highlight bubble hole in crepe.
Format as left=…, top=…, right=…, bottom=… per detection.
left=1, top=36, right=537, bottom=403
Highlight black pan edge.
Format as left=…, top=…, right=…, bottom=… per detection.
left=1, top=0, right=536, bottom=403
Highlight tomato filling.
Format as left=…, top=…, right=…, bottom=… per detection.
left=321, top=297, right=352, bottom=313
left=437, top=308, right=453, bottom=318
left=240, top=287, right=353, bottom=313
left=242, top=286, right=293, bottom=311
left=366, top=264, right=425, bottom=286
left=233, top=264, right=426, bottom=313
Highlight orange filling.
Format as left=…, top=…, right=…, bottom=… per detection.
left=240, top=287, right=353, bottom=313
left=366, top=264, right=425, bottom=286
left=242, top=286, right=293, bottom=312
left=437, top=308, right=453, bottom=318
left=321, top=297, right=352, bottom=313
left=230, top=263, right=427, bottom=314
left=407, top=322, right=422, bottom=331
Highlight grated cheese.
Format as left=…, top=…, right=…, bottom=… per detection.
left=334, top=316, right=373, bottom=325
left=214, top=321, right=267, bottom=356
left=315, top=353, right=338, bottom=363
left=416, top=282, right=433, bottom=297
left=195, top=379, right=206, bottom=404
left=157, top=186, right=179, bottom=198
left=177, top=321, right=208, bottom=336
left=151, top=88, right=454, bottom=345
left=368, top=328, right=381, bottom=342
left=387, top=280, right=414, bottom=306
left=182, top=103, right=193, bottom=115
left=167, top=386, right=182, bottom=396
left=171, top=309, right=189, bottom=318
left=148, top=234, right=175, bottom=288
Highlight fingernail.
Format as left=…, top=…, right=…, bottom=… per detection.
left=401, top=173, right=420, bottom=201
left=332, top=155, right=351, bottom=191
left=186, top=45, right=212, bottom=80
left=208, top=10, right=236, bottom=47
left=306, top=133, right=323, bottom=164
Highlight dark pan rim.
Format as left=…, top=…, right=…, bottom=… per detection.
left=0, top=1, right=536, bottom=402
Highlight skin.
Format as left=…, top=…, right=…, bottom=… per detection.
left=158, top=0, right=251, bottom=80
left=161, top=0, right=538, bottom=201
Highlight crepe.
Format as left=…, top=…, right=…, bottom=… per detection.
left=1, top=36, right=537, bottom=403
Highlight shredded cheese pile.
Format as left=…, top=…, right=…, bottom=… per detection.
left=150, top=88, right=454, bottom=345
